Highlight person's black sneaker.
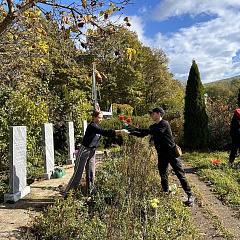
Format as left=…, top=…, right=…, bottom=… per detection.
left=183, top=194, right=195, bottom=206
left=188, top=194, right=195, bottom=205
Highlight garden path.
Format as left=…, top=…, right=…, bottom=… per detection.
left=0, top=151, right=104, bottom=240
left=170, top=161, right=240, bottom=239
left=0, top=151, right=239, bottom=240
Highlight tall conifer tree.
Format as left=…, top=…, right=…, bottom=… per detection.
left=184, top=60, right=209, bottom=149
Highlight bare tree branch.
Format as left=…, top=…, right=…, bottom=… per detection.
left=1, top=0, right=84, bottom=35
left=6, top=0, right=14, bottom=14
left=0, top=0, right=42, bottom=34
left=0, top=0, right=131, bottom=43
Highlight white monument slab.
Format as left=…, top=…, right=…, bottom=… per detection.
left=41, top=123, right=54, bottom=180
left=66, top=121, right=75, bottom=164
left=82, top=120, right=87, bottom=136
left=4, top=126, right=30, bottom=203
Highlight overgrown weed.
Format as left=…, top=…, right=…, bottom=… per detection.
left=22, top=137, right=199, bottom=239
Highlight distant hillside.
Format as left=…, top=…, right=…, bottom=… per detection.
left=204, top=75, right=240, bottom=88
left=203, top=75, right=240, bottom=102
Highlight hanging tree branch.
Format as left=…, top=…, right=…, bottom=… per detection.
left=0, top=0, right=132, bottom=36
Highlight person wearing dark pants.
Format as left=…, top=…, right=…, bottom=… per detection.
left=65, top=145, right=96, bottom=196
left=158, top=151, right=192, bottom=196
left=63, top=110, right=129, bottom=198
left=127, top=107, right=194, bottom=205
left=229, top=109, right=240, bottom=164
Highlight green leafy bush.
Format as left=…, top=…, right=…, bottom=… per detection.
left=112, top=103, right=134, bottom=116
left=99, top=114, right=184, bottom=148
left=99, top=115, right=153, bottom=148
left=206, top=99, right=233, bottom=150
left=170, top=116, right=184, bottom=145
left=0, top=170, right=9, bottom=202
left=0, top=85, right=48, bottom=168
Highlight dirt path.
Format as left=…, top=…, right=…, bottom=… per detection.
left=0, top=152, right=239, bottom=239
left=0, top=152, right=105, bottom=240
left=0, top=164, right=74, bottom=240
left=170, top=161, right=240, bottom=239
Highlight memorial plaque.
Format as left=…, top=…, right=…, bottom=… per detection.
left=4, top=126, right=30, bottom=202
left=66, top=121, right=75, bottom=164
left=41, top=123, right=54, bottom=180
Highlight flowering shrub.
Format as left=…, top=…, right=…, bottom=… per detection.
left=206, top=99, right=234, bottom=150
left=170, top=117, right=184, bottom=145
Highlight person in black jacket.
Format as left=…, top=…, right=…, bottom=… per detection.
left=229, top=109, right=240, bottom=164
left=127, top=107, right=194, bottom=205
left=63, top=110, right=129, bottom=198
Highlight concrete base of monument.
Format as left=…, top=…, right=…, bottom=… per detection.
left=41, top=172, right=52, bottom=180
left=4, top=186, right=30, bottom=203
left=66, top=158, right=75, bottom=165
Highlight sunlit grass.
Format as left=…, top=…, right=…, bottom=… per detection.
left=183, top=151, right=240, bottom=212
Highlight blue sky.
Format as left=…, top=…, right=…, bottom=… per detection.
left=113, top=0, right=240, bottom=83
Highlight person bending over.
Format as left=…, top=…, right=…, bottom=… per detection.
left=63, top=110, right=129, bottom=198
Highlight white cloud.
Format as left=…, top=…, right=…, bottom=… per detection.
left=127, top=15, right=145, bottom=40
left=111, top=14, right=153, bottom=46
left=153, top=0, right=240, bottom=20
left=153, top=11, right=240, bottom=82
left=111, top=1, right=240, bottom=83
left=122, top=1, right=240, bottom=83
left=127, top=15, right=154, bottom=46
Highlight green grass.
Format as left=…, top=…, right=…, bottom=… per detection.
left=182, top=151, right=240, bottom=213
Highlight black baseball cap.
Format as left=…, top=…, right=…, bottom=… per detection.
left=148, top=107, right=165, bottom=116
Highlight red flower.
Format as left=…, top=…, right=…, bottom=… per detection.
left=211, top=159, right=220, bottom=164
left=126, top=118, right=132, bottom=124
left=119, top=116, right=124, bottom=121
